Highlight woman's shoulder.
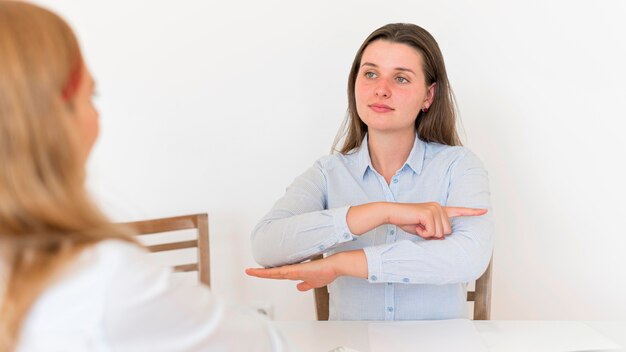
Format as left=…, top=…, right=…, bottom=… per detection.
left=79, top=239, right=146, bottom=268
left=52, top=239, right=152, bottom=288
left=425, top=140, right=466, bottom=156
left=86, top=238, right=144, bottom=256
left=21, top=240, right=146, bottom=344
left=312, top=151, right=361, bottom=171
left=424, top=142, right=486, bottom=170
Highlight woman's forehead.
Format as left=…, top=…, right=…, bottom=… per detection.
left=361, top=40, right=423, bottom=71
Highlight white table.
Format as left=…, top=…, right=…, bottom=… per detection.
left=275, top=320, right=626, bottom=352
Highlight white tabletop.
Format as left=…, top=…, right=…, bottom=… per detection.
left=275, top=320, right=626, bottom=352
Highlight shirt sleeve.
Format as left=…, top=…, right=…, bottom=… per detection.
left=101, top=242, right=287, bottom=352
left=363, top=149, right=494, bottom=285
left=251, top=157, right=356, bottom=268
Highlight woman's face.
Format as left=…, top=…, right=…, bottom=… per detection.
left=70, top=64, right=99, bottom=161
left=355, top=40, right=435, bottom=135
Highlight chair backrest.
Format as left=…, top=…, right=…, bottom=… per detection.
left=466, top=258, right=493, bottom=320
left=312, top=256, right=493, bottom=321
left=120, top=213, right=210, bottom=287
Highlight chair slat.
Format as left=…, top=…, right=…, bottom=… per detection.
left=122, top=215, right=198, bottom=235
left=147, top=240, right=198, bottom=252
left=467, top=291, right=475, bottom=301
left=120, top=213, right=210, bottom=287
left=173, top=263, right=198, bottom=272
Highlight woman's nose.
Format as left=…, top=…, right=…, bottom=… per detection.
left=375, top=81, right=391, bottom=98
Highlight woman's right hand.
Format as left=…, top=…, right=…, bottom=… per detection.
left=347, top=202, right=487, bottom=239
left=391, top=203, right=487, bottom=239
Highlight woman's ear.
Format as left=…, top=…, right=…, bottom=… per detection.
left=425, top=82, right=437, bottom=108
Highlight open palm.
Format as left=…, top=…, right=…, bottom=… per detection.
left=246, top=258, right=338, bottom=292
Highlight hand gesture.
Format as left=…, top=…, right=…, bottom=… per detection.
left=246, top=257, right=339, bottom=292
left=393, top=203, right=487, bottom=240
left=246, top=250, right=368, bottom=291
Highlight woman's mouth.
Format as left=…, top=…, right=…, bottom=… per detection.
left=368, top=103, right=394, bottom=113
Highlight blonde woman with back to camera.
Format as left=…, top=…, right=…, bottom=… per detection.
left=0, top=1, right=285, bottom=351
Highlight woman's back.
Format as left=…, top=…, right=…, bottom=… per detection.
left=0, top=2, right=286, bottom=350
left=17, top=240, right=282, bottom=352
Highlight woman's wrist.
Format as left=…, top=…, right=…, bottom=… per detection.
left=329, top=250, right=368, bottom=279
left=379, top=201, right=395, bottom=225
left=347, top=202, right=393, bottom=235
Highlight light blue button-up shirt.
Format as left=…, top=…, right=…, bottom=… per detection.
left=251, top=135, right=493, bottom=320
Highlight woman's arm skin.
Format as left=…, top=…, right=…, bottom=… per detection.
left=246, top=250, right=367, bottom=292
left=347, top=202, right=487, bottom=239
left=246, top=205, right=487, bottom=289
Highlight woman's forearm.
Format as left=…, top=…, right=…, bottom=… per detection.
left=346, top=202, right=391, bottom=235
left=347, top=201, right=487, bottom=239
left=329, top=249, right=368, bottom=279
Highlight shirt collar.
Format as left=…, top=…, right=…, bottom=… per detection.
left=404, top=134, right=426, bottom=175
left=356, top=132, right=426, bottom=178
left=356, top=135, right=373, bottom=178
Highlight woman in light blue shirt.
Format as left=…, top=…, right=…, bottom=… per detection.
left=247, top=23, right=493, bottom=321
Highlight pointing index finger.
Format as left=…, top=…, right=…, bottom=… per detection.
left=444, top=207, right=488, bottom=218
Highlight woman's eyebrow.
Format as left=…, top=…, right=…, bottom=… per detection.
left=360, top=62, right=415, bottom=75
left=395, top=67, right=416, bottom=75
left=361, top=62, right=378, bottom=69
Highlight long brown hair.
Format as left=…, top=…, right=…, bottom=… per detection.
left=333, top=23, right=461, bottom=154
left=0, top=1, right=134, bottom=349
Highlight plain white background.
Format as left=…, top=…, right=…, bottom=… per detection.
left=34, top=0, right=626, bottom=320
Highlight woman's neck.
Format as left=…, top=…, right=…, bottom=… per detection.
left=367, top=130, right=415, bottom=184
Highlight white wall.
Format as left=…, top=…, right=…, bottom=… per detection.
left=34, top=0, right=626, bottom=320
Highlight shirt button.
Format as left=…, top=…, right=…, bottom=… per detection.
left=402, top=278, right=410, bottom=283
left=387, top=282, right=392, bottom=286
left=387, top=306, right=394, bottom=312
left=392, top=178, right=398, bottom=184
left=370, top=275, right=378, bottom=281
left=318, top=245, right=325, bottom=250
left=390, top=229, right=395, bottom=235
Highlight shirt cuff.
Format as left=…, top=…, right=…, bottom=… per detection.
left=363, top=245, right=383, bottom=283
left=332, top=206, right=357, bottom=244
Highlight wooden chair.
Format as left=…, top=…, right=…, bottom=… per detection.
left=312, top=256, right=493, bottom=321
left=467, top=258, right=493, bottom=320
left=120, top=213, right=210, bottom=287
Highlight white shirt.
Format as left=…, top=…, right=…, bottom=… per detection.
left=16, top=240, right=285, bottom=351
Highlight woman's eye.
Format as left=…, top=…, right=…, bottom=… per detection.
left=396, top=76, right=409, bottom=84
left=365, top=71, right=377, bottom=79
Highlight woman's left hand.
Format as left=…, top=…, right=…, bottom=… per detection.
left=246, top=250, right=367, bottom=291
left=246, top=258, right=337, bottom=291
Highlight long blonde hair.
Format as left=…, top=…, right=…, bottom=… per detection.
left=333, top=23, right=461, bottom=154
left=0, top=1, right=134, bottom=349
